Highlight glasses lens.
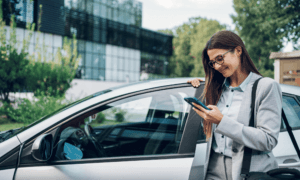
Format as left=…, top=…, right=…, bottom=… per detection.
left=215, top=56, right=223, bottom=62
left=215, top=56, right=224, bottom=65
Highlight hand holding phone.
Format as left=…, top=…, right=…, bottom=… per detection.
left=184, top=97, right=211, bottom=111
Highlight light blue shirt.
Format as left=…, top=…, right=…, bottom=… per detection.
left=212, top=71, right=253, bottom=157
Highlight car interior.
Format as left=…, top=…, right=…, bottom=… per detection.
left=51, top=90, right=189, bottom=161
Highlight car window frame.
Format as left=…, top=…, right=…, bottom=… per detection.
left=281, top=92, right=300, bottom=132
left=18, top=83, right=198, bottom=167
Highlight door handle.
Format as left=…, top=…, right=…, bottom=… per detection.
left=279, top=161, right=300, bottom=168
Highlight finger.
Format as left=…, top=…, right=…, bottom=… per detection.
left=197, top=78, right=204, bottom=82
left=193, top=107, right=205, bottom=119
left=207, top=105, right=218, bottom=110
left=192, top=80, right=200, bottom=87
left=206, top=105, right=214, bottom=110
left=193, top=79, right=200, bottom=84
left=192, top=102, right=207, bottom=113
left=191, top=83, right=198, bottom=88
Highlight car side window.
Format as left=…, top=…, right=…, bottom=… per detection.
left=282, top=95, right=300, bottom=129
left=52, top=86, right=196, bottom=160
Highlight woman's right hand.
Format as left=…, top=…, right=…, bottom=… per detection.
left=187, top=78, right=203, bottom=88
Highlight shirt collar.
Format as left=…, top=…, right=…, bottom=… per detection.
left=222, top=71, right=253, bottom=92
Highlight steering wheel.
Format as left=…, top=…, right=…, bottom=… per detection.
left=84, top=124, right=106, bottom=157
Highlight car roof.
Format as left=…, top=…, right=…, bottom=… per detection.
left=110, top=77, right=300, bottom=97
left=109, top=77, right=205, bottom=95
left=16, top=77, right=300, bottom=144
left=279, top=83, right=300, bottom=96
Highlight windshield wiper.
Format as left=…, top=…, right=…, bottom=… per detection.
left=0, top=127, right=24, bottom=143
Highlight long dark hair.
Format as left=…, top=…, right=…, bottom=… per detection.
left=201, top=30, right=261, bottom=140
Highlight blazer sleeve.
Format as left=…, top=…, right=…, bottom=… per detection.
left=214, top=78, right=282, bottom=151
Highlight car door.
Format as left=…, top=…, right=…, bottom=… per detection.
left=186, top=84, right=207, bottom=180
left=273, top=93, right=300, bottom=170
left=14, top=84, right=200, bottom=180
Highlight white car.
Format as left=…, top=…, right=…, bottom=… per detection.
left=0, top=78, right=299, bottom=180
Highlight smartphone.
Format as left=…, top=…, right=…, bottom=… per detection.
left=184, top=97, right=211, bottom=111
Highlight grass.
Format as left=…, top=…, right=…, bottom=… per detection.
left=0, top=123, right=25, bottom=131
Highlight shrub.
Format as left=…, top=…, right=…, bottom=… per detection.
left=0, top=95, right=71, bottom=125
left=95, top=112, right=106, bottom=124
left=114, top=109, right=127, bottom=123
left=27, top=36, right=80, bottom=97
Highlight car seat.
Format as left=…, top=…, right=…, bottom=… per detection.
left=144, top=96, right=179, bottom=155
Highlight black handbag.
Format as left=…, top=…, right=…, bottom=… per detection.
left=240, top=78, right=300, bottom=180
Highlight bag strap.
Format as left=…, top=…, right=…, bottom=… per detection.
left=241, top=77, right=300, bottom=179
left=282, top=109, right=300, bottom=158
left=240, top=77, right=262, bottom=178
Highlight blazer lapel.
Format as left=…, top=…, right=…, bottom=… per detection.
left=236, top=73, right=261, bottom=125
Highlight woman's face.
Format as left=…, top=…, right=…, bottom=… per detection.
left=207, top=47, right=242, bottom=78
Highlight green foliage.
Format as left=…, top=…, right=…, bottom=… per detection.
left=111, top=107, right=127, bottom=122
left=259, top=68, right=274, bottom=79
left=231, top=0, right=282, bottom=71
left=27, top=36, right=80, bottom=97
left=231, top=0, right=300, bottom=77
left=0, top=2, right=80, bottom=123
left=0, top=123, right=24, bottom=131
left=0, top=13, right=32, bottom=103
left=0, top=48, right=30, bottom=102
left=0, top=96, right=69, bottom=124
left=0, top=1, right=79, bottom=100
left=95, top=112, right=106, bottom=124
left=115, top=112, right=125, bottom=122
left=159, top=17, right=227, bottom=77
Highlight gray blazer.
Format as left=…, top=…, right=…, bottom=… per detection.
left=203, top=73, right=282, bottom=180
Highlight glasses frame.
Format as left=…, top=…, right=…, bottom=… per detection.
left=208, top=49, right=232, bottom=68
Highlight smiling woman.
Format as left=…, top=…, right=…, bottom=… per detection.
left=187, top=30, right=282, bottom=180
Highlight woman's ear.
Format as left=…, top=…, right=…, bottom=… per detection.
left=235, top=46, right=242, bottom=57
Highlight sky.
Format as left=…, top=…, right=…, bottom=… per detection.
left=137, top=0, right=293, bottom=52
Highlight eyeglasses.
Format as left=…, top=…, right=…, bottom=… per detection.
left=208, top=49, right=232, bottom=68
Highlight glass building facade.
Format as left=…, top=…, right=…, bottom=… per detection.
left=3, top=0, right=173, bottom=82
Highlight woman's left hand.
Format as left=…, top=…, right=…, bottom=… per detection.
left=192, top=103, right=223, bottom=125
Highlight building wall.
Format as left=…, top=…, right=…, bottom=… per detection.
left=2, top=0, right=173, bottom=101
left=3, top=0, right=173, bottom=83
left=4, top=26, right=63, bottom=61
left=274, top=59, right=280, bottom=83
left=280, top=59, right=300, bottom=86
left=64, top=0, right=142, bottom=27
left=105, top=44, right=140, bottom=82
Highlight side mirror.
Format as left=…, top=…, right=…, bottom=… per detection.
left=31, top=134, right=53, bottom=161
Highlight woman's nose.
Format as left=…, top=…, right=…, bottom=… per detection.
left=214, top=63, right=222, bottom=70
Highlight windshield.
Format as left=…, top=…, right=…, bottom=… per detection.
left=0, top=89, right=112, bottom=143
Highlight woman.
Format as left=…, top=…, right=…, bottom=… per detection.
left=187, top=30, right=282, bottom=180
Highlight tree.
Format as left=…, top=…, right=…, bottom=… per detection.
left=159, top=17, right=226, bottom=77
left=0, top=1, right=80, bottom=122
left=0, top=47, right=29, bottom=103
left=27, top=36, right=80, bottom=97
left=272, top=0, right=300, bottom=48
left=189, top=18, right=227, bottom=77
left=231, top=0, right=300, bottom=78
left=0, top=9, right=31, bottom=103
left=25, top=4, right=80, bottom=97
